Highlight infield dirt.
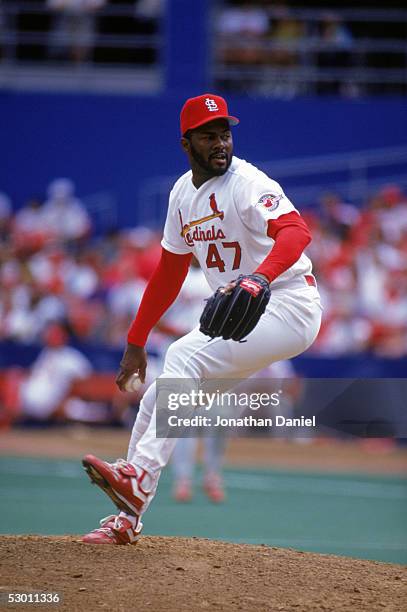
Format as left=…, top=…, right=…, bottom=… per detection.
left=1, top=535, right=406, bottom=612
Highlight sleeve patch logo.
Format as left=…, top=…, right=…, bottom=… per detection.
left=257, top=193, right=282, bottom=211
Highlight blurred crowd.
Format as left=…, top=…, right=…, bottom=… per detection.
left=216, top=1, right=355, bottom=96
left=0, top=178, right=406, bottom=359
left=0, top=178, right=160, bottom=351
left=46, top=0, right=162, bottom=64
left=216, top=1, right=406, bottom=96
left=1, top=1, right=405, bottom=95
left=307, top=187, right=407, bottom=357
left=0, top=0, right=162, bottom=66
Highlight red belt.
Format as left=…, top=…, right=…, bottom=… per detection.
left=304, top=274, right=317, bottom=287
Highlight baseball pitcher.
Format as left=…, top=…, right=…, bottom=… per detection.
left=81, top=94, right=322, bottom=544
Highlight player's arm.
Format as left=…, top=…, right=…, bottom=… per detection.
left=116, top=247, right=192, bottom=390
left=220, top=211, right=312, bottom=295
left=254, top=211, right=312, bottom=282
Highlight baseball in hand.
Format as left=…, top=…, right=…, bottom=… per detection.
left=124, top=373, right=142, bottom=393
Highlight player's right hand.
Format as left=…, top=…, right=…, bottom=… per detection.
left=219, top=280, right=237, bottom=295
left=116, top=343, right=147, bottom=391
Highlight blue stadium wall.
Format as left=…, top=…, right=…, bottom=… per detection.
left=2, top=92, right=407, bottom=227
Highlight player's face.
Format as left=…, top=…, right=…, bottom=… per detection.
left=182, top=119, right=234, bottom=179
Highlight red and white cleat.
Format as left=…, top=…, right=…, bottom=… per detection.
left=203, top=474, right=225, bottom=503
left=82, top=454, right=153, bottom=516
left=173, top=479, right=193, bottom=503
left=82, top=515, right=142, bottom=545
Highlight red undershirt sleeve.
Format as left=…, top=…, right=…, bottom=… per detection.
left=254, top=211, right=312, bottom=282
left=127, top=247, right=192, bottom=346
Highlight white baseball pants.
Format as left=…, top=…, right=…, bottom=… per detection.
left=125, top=282, right=322, bottom=514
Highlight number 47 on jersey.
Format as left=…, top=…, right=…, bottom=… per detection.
left=206, top=242, right=241, bottom=272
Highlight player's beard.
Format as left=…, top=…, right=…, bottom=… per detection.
left=189, top=142, right=233, bottom=177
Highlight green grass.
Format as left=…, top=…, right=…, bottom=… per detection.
left=1, top=456, right=406, bottom=564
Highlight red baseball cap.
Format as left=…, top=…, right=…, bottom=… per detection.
left=180, top=93, right=239, bottom=136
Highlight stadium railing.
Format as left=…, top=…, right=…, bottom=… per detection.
left=0, top=0, right=163, bottom=93
left=213, top=4, right=407, bottom=96
left=136, top=145, right=407, bottom=225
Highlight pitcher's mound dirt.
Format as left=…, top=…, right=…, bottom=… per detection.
left=0, top=536, right=405, bottom=611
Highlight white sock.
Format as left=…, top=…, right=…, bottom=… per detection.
left=118, top=511, right=141, bottom=529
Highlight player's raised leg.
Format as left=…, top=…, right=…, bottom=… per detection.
left=82, top=284, right=321, bottom=541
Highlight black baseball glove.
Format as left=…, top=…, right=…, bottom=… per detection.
left=199, top=274, right=271, bottom=342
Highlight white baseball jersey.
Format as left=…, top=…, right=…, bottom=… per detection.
left=87, top=161, right=323, bottom=521
left=162, top=156, right=313, bottom=292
